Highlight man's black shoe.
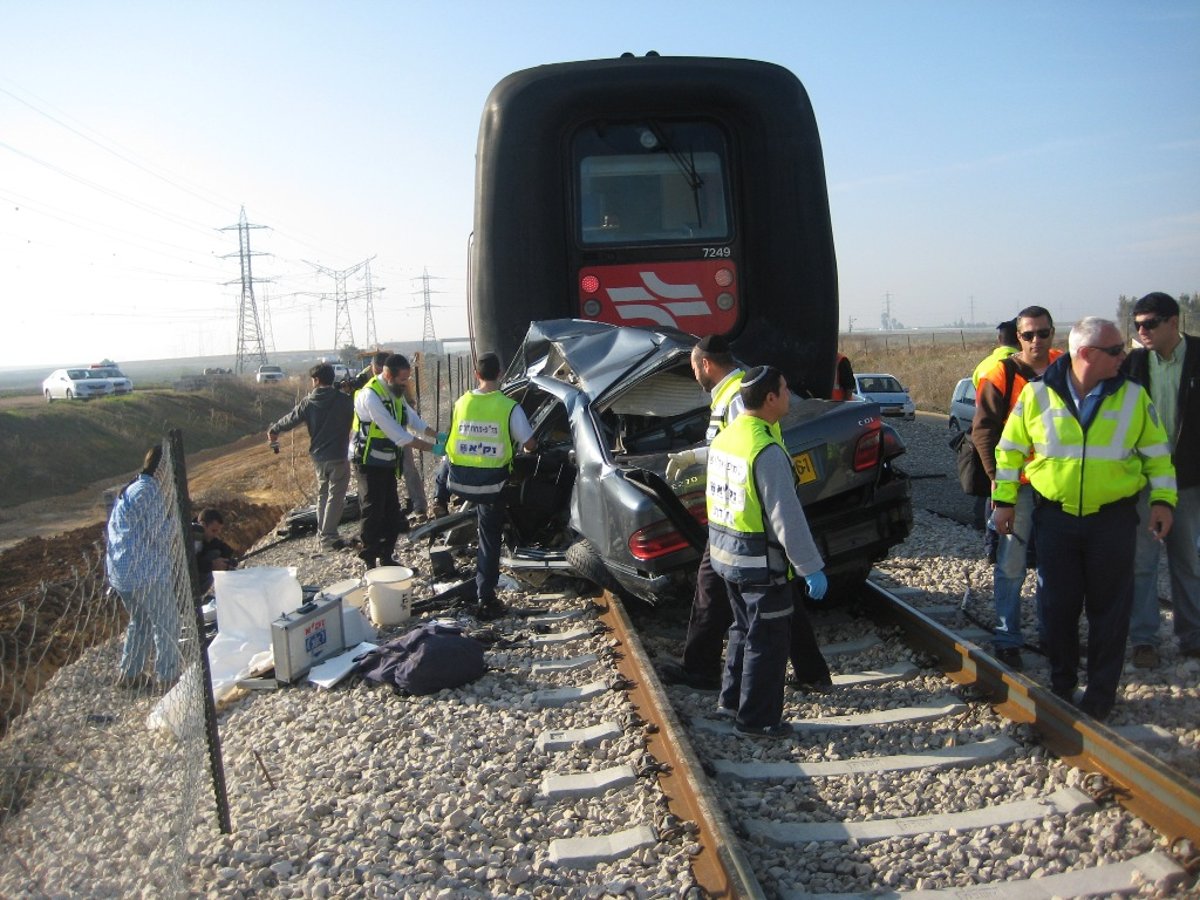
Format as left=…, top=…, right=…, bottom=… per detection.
left=994, top=646, right=1023, bottom=671
left=356, top=549, right=378, bottom=568
left=658, top=660, right=721, bottom=691
left=472, top=601, right=508, bottom=621
left=788, top=674, right=834, bottom=691
left=378, top=557, right=401, bottom=567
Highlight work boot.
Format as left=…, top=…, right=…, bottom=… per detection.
left=431, top=502, right=449, bottom=519
left=1131, top=644, right=1160, bottom=669
left=994, top=646, right=1024, bottom=671
left=658, top=660, right=721, bottom=691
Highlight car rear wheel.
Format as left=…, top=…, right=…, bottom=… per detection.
left=66, top=389, right=74, bottom=400
left=948, top=417, right=961, bottom=432
left=565, top=539, right=624, bottom=596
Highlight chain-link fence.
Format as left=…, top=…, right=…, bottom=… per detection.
left=0, top=432, right=224, bottom=898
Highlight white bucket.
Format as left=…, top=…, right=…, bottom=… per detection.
left=364, top=565, right=414, bottom=626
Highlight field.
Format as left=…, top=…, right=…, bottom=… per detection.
left=839, top=331, right=1004, bottom=414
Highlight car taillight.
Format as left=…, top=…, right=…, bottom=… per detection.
left=853, top=424, right=882, bottom=472
left=628, top=491, right=707, bottom=561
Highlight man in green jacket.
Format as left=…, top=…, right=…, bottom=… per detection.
left=993, top=317, right=1175, bottom=720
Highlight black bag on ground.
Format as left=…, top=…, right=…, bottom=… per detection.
left=949, top=428, right=991, bottom=498
left=354, top=623, right=486, bottom=695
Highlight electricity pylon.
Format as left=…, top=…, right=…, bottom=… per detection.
left=221, top=207, right=270, bottom=374
left=304, top=257, right=374, bottom=353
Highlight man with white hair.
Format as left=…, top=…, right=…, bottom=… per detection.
left=993, top=317, right=1176, bottom=721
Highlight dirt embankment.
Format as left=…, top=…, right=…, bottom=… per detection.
left=0, top=432, right=315, bottom=598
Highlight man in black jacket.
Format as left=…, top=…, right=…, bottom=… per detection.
left=268, top=363, right=356, bottom=551
left=1123, top=292, right=1200, bottom=664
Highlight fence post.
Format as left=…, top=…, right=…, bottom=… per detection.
left=168, top=429, right=232, bottom=834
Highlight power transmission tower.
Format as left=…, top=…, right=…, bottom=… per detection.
left=363, top=260, right=380, bottom=348
left=221, top=207, right=271, bottom=373
left=415, top=267, right=442, bottom=356
left=307, top=308, right=315, bottom=351
left=304, top=257, right=373, bottom=354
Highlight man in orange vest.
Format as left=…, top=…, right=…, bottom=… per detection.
left=972, top=305, right=1063, bottom=669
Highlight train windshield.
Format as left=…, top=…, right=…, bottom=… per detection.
left=575, top=121, right=730, bottom=246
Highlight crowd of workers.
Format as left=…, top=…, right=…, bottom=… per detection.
left=103, top=293, right=1195, bottom=730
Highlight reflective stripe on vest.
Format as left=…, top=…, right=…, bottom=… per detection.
left=706, top=414, right=790, bottom=585
left=706, top=368, right=745, bottom=443
left=994, top=379, right=1177, bottom=515
left=351, top=377, right=406, bottom=469
left=446, top=390, right=517, bottom=497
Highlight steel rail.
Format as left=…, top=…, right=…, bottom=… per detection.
left=595, top=592, right=764, bottom=899
left=862, top=580, right=1200, bottom=851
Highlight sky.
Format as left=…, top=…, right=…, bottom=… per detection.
left=2, top=2, right=1198, bottom=369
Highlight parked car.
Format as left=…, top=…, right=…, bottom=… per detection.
left=419, top=320, right=912, bottom=604
left=255, top=365, right=285, bottom=384
left=88, top=364, right=133, bottom=395
left=42, top=368, right=112, bottom=401
left=853, top=373, right=916, bottom=420
left=949, top=377, right=976, bottom=431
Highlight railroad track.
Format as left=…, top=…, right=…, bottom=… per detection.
left=520, top=579, right=1200, bottom=897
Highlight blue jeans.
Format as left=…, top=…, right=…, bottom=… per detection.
left=118, top=583, right=181, bottom=682
left=719, top=580, right=792, bottom=729
left=474, top=500, right=507, bottom=605
left=1035, top=498, right=1137, bottom=716
left=1129, top=485, right=1200, bottom=653
left=992, top=484, right=1043, bottom=648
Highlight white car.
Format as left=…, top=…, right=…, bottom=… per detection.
left=88, top=364, right=133, bottom=395
left=43, top=368, right=113, bottom=401
left=256, top=364, right=285, bottom=384
left=948, top=377, right=976, bottom=431
left=853, top=373, right=916, bottom=420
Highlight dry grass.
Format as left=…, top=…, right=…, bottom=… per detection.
left=838, top=331, right=1060, bottom=415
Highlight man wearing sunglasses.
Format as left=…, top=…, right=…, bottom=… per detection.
left=972, top=306, right=1063, bottom=669
left=994, top=317, right=1176, bottom=721
left=1123, top=292, right=1200, bottom=665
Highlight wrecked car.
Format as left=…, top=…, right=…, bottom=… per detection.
left=461, top=319, right=912, bottom=604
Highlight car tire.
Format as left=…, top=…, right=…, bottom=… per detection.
left=66, top=389, right=73, bottom=400
left=565, top=539, right=624, bottom=595
left=949, top=417, right=961, bottom=432
left=45, top=390, right=52, bottom=403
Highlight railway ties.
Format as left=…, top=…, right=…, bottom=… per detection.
left=502, top=597, right=673, bottom=876
left=634, top=586, right=1195, bottom=896
left=503, top=582, right=1196, bottom=895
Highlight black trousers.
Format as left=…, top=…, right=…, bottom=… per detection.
left=682, top=543, right=831, bottom=683
left=357, top=465, right=407, bottom=563
left=1034, top=499, right=1137, bottom=716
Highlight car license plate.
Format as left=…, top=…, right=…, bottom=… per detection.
left=792, top=451, right=818, bottom=485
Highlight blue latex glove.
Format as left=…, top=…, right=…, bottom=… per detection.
left=436, top=431, right=449, bottom=445
left=432, top=441, right=446, bottom=457
left=803, top=571, right=828, bottom=601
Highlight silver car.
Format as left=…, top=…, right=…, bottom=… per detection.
left=853, top=373, right=916, bottom=420
left=456, top=320, right=914, bottom=604
left=948, top=377, right=976, bottom=431
left=87, top=365, right=133, bottom=395
left=42, top=368, right=112, bottom=401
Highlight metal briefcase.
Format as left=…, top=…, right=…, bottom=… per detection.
left=271, top=595, right=346, bottom=683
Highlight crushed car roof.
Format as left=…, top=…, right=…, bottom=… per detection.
left=509, top=319, right=697, bottom=399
